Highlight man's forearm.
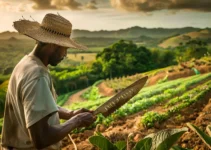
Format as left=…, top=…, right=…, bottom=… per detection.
left=29, top=113, right=80, bottom=149
left=40, top=117, right=80, bottom=148
left=57, top=106, right=73, bottom=120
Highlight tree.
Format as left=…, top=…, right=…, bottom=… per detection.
left=92, top=40, right=152, bottom=78
left=184, top=40, right=208, bottom=60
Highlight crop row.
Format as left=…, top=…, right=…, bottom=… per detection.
left=65, top=74, right=211, bottom=112
left=141, top=79, right=211, bottom=128
left=115, top=73, right=211, bottom=117
left=65, top=73, right=211, bottom=131
left=130, top=74, right=204, bottom=102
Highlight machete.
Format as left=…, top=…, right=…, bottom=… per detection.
left=93, top=76, right=148, bottom=117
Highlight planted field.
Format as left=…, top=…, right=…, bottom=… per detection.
left=62, top=73, right=211, bottom=149
left=103, top=57, right=211, bottom=91
left=67, top=53, right=97, bottom=63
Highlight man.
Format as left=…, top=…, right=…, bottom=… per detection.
left=1, top=13, right=96, bottom=149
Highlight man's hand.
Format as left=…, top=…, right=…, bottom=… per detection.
left=58, top=106, right=93, bottom=120
left=72, top=112, right=96, bottom=128
left=72, top=108, right=93, bottom=117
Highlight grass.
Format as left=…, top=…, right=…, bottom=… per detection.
left=0, top=74, right=10, bottom=84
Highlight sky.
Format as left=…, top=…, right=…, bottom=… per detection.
left=0, top=0, right=211, bottom=32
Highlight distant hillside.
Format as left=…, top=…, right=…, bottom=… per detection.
left=0, top=31, right=31, bottom=40
left=0, top=26, right=205, bottom=40
left=72, top=26, right=202, bottom=38
left=159, top=29, right=211, bottom=48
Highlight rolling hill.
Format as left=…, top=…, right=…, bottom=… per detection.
left=159, top=29, right=211, bottom=48
left=0, top=26, right=205, bottom=40
left=1, top=26, right=208, bottom=49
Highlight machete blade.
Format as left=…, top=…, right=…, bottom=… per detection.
left=93, top=76, right=148, bottom=117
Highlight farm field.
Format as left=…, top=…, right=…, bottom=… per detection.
left=67, top=53, right=97, bottom=63
left=1, top=6, right=211, bottom=149
left=60, top=68, right=211, bottom=149
left=1, top=57, right=211, bottom=149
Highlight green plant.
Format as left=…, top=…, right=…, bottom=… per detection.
left=0, top=118, right=3, bottom=133
left=89, top=128, right=188, bottom=150
left=57, top=90, right=80, bottom=106
left=141, top=111, right=166, bottom=128
left=89, top=132, right=124, bottom=150
left=81, top=80, right=103, bottom=100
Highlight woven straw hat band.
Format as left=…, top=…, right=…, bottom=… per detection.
left=41, top=13, right=72, bottom=37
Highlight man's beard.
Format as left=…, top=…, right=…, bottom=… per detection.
left=49, top=57, right=64, bottom=66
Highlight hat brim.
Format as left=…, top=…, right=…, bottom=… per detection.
left=13, top=20, right=88, bottom=50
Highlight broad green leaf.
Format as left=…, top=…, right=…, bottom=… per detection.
left=157, top=129, right=188, bottom=150
left=89, top=135, right=117, bottom=150
left=133, top=137, right=152, bottom=150
left=187, top=123, right=211, bottom=149
left=144, top=127, right=188, bottom=150
left=114, top=141, right=126, bottom=150
left=171, top=145, right=192, bottom=150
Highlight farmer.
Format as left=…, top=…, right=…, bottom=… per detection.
left=1, top=13, right=96, bottom=150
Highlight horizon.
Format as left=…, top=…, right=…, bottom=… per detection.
left=0, top=0, right=211, bottom=32
left=1, top=25, right=211, bottom=34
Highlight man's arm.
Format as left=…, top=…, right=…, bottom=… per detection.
left=28, top=111, right=95, bottom=149
left=57, top=106, right=94, bottom=120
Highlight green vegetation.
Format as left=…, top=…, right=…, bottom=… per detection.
left=63, top=74, right=211, bottom=130
left=141, top=79, right=211, bottom=128
left=0, top=39, right=34, bottom=74
left=141, top=112, right=166, bottom=128
left=81, top=80, right=103, bottom=100
left=159, top=29, right=211, bottom=48
left=0, top=118, right=3, bottom=133
left=89, top=128, right=188, bottom=150
left=0, top=80, right=8, bottom=115
left=92, top=40, right=176, bottom=79
left=56, top=90, right=80, bottom=106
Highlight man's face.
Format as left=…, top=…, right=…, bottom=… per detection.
left=49, top=45, right=68, bottom=66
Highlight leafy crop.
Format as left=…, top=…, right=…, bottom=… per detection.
left=89, top=128, right=188, bottom=150
left=81, top=80, right=103, bottom=100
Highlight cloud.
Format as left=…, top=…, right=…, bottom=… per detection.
left=31, top=0, right=82, bottom=10
left=110, top=0, right=211, bottom=12
left=0, top=1, right=12, bottom=11
left=0, top=0, right=33, bottom=12
left=85, top=0, right=98, bottom=10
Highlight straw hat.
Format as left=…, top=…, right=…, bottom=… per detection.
left=13, top=13, right=87, bottom=50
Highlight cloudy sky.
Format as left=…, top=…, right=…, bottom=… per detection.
left=0, top=0, right=211, bottom=32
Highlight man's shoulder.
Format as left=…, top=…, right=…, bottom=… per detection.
left=15, top=55, right=50, bottom=80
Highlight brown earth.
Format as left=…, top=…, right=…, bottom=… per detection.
left=98, top=82, right=115, bottom=97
